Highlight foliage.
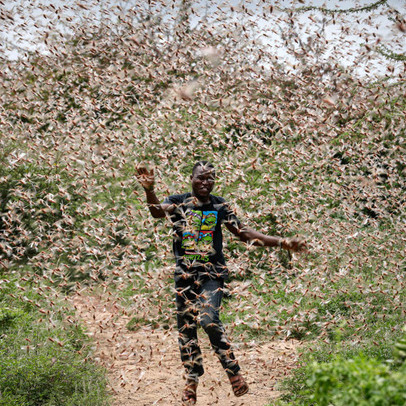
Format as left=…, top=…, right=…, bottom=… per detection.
left=0, top=275, right=109, bottom=405
left=276, top=356, right=406, bottom=406
left=275, top=328, right=406, bottom=405
left=304, top=357, right=406, bottom=406
left=285, top=0, right=389, bottom=15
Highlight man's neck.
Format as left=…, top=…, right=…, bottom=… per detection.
left=192, top=192, right=210, bottom=205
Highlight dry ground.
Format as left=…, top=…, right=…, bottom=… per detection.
left=71, top=292, right=300, bottom=406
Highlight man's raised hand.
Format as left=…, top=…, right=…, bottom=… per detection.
left=136, top=165, right=155, bottom=191
left=282, top=237, right=308, bottom=253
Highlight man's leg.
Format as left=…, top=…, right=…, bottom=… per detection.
left=197, top=277, right=249, bottom=396
left=175, top=278, right=204, bottom=380
left=197, top=278, right=240, bottom=376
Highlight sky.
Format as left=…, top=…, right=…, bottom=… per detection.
left=0, top=0, right=405, bottom=79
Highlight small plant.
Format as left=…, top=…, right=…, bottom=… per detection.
left=275, top=327, right=406, bottom=406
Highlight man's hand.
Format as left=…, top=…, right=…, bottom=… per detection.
left=281, top=237, right=307, bottom=253
left=135, top=164, right=170, bottom=218
left=136, top=165, right=155, bottom=191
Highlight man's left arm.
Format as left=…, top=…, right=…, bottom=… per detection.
left=225, top=222, right=307, bottom=252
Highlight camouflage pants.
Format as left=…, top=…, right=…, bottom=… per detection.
left=175, top=275, right=240, bottom=380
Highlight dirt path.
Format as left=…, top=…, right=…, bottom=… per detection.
left=71, top=292, right=300, bottom=406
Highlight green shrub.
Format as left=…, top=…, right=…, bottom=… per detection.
left=276, top=354, right=406, bottom=406
left=0, top=351, right=108, bottom=406
left=306, top=356, right=406, bottom=406
left=0, top=277, right=109, bottom=406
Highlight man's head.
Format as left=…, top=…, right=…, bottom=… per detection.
left=191, top=161, right=215, bottom=200
left=192, top=161, right=215, bottom=177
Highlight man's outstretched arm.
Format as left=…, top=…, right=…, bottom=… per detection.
left=225, top=223, right=307, bottom=252
left=136, top=165, right=174, bottom=218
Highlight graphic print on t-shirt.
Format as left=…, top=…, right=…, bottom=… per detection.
left=181, top=210, right=218, bottom=262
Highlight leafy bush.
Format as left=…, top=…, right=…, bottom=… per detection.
left=276, top=332, right=406, bottom=406
left=0, top=276, right=109, bottom=406
left=276, top=356, right=406, bottom=406
left=0, top=351, right=108, bottom=406
left=306, top=356, right=406, bottom=406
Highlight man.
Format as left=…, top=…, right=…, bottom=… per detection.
left=136, top=161, right=306, bottom=405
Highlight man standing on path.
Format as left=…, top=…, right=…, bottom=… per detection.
left=136, top=161, right=306, bottom=405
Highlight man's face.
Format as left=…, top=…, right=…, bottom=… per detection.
left=191, top=166, right=215, bottom=198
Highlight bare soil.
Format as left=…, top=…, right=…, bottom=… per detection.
left=71, top=292, right=300, bottom=406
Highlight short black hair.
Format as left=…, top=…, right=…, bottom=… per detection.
left=192, top=161, right=215, bottom=176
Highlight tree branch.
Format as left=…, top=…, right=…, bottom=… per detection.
left=282, top=0, right=388, bottom=15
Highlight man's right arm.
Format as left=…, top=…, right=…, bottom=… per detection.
left=136, top=165, right=174, bottom=218
left=144, top=188, right=173, bottom=218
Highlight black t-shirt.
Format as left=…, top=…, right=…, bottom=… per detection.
left=163, top=193, right=241, bottom=279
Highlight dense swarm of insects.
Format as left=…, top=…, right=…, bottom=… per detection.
left=0, top=1, right=405, bottom=404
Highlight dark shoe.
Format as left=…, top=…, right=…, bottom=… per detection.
left=228, top=372, right=249, bottom=397
left=182, top=379, right=198, bottom=405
